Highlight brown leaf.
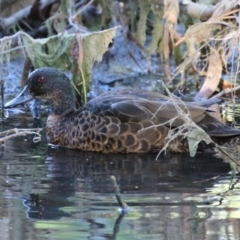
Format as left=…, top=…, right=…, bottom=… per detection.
left=218, top=79, right=240, bottom=97
left=195, top=47, right=222, bottom=99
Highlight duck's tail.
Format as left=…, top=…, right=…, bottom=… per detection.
left=198, top=113, right=240, bottom=138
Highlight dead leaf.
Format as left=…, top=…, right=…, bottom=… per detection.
left=195, top=47, right=222, bottom=99
left=187, top=127, right=212, bottom=157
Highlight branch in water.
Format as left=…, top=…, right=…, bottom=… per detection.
left=110, top=175, right=129, bottom=214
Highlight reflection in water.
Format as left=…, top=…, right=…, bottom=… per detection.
left=1, top=116, right=240, bottom=239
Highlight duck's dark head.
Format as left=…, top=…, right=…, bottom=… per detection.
left=5, top=67, right=76, bottom=115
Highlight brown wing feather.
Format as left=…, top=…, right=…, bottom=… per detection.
left=86, top=90, right=208, bottom=126
left=84, top=88, right=240, bottom=142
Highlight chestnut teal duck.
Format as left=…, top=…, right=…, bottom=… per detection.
left=5, top=67, right=240, bottom=153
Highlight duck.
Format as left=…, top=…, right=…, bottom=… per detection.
left=5, top=67, right=240, bottom=153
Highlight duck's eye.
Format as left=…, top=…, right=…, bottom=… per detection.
left=38, top=76, right=45, bottom=83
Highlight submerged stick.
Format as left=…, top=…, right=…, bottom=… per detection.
left=110, top=176, right=129, bottom=213
left=215, top=143, right=240, bottom=167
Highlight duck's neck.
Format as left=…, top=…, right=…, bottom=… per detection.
left=50, top=91, right=76, bottom=115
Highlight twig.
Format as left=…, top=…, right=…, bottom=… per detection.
left=0, top=79, right=4, bottom=118
left=215, top=143, right=240, bottom=166
left=193, top=175, right=220, bottom=183
left=72, top=0, right=94, bottom=20
left=0, top=128, right=42, bottom=143
left=0, top=46, right=26, bottom=55
left=138, top=116, right=178, bottom=132
left=21, top=57, right=32, bottom=88
left=124, top=38, right=144, bottom=72
left=110, top=176, right=129, bottom=213
left=0, top=31, right=33, bottom=45
left=127, top=32, right=145, bottom=71
left=210, top=85, right=240, bottom=99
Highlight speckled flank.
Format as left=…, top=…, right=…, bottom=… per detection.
left=47, top=110, right=170, bottom=153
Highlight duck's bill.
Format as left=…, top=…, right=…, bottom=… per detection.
left=4, top=85, right=34, bottom=108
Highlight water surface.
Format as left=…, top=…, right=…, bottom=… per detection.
left=1, top=113, right=240, bottom=240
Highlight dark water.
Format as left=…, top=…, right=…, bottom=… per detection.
left=1, top=113, right=240, bottom=240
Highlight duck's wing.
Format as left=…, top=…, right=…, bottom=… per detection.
left=84, top=89, right=240, bottom=138
left=90, top=88, right=222, bottom=106
left=85, top=90, right=208, bottom=127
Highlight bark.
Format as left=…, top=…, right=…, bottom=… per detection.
left=0, top=0, right=57, bottom=29
left=0, top=0, right=34, bottom=18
